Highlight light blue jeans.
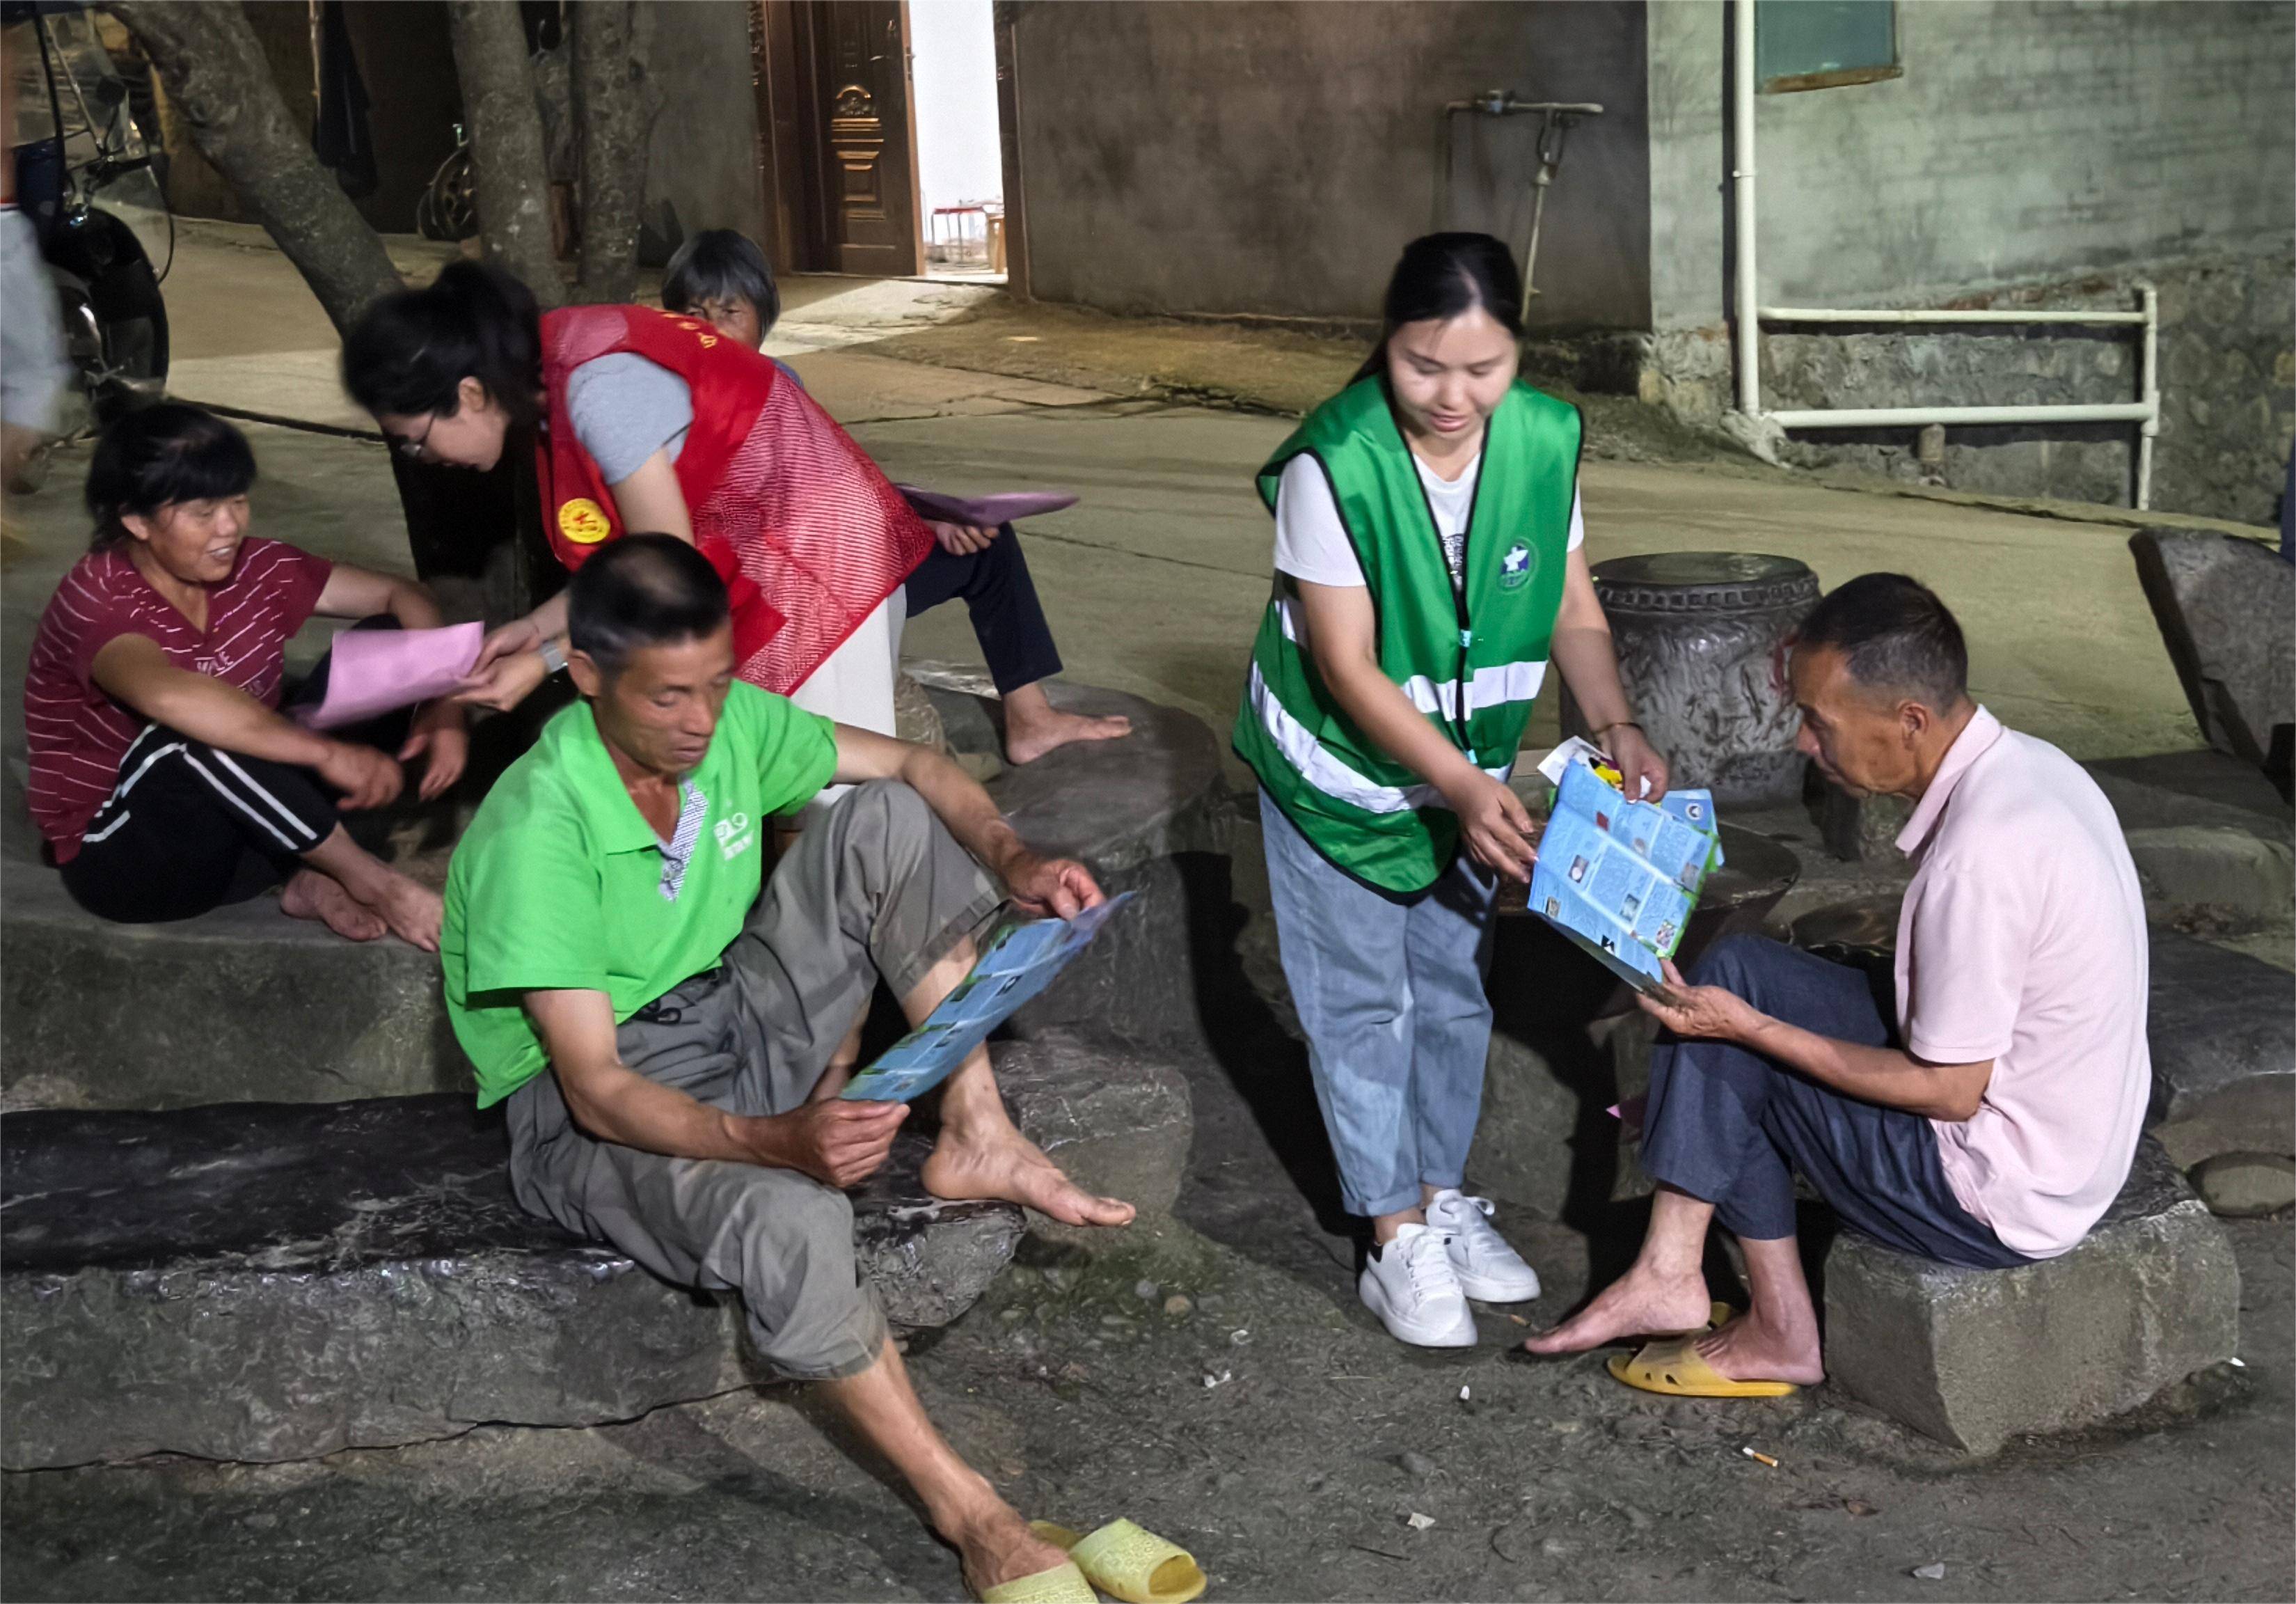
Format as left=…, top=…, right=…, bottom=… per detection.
left=1260, top=789, right=1501, bottom=1218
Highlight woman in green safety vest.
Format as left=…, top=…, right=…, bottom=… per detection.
left=1235, top=233, right=1669, bottom=1349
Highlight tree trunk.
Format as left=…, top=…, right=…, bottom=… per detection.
left=444, top=0, right=564, bottom=307
left=109, top=0, right=401, bottom=334
left=569, top=0, right=654, bottom=306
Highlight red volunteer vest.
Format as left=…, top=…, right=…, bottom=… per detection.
left=536, top=305, right=935, bottom=694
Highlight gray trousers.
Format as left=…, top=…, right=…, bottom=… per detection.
left=506, top=780, right=1004, bottom=1379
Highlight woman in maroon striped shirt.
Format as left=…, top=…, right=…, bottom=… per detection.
left=22, top=404, right=464, bottom=948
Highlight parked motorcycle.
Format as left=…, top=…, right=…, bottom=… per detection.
left=4, top=0, right=171, bottom=425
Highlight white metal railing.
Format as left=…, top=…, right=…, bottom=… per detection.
left=1729, top=1, right=2164, bottom=509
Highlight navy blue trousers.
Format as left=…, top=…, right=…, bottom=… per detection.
left=904, top=526, right=1062, bottom=696
left=1639, top=934, right=2028, bottom=1269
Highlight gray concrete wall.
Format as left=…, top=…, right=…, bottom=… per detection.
left=1011, top=1, right=1650, bottom=329
left=1648, top=0, right=2294, bottom=326
left=1645, top=0, right=2294, bottom=523
left=641, top=1, right=765, bottom=255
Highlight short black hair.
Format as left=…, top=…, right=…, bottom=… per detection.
left=1795, top=572, right=1970, bottom=710
left=566, top=534, right=731, bottom=675
left=84, top=402, right=258, bottom=550
left=660, top=229, right=779, bottom=334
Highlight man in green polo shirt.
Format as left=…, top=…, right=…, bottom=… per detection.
left=442, top=536, right=1131, bottom=1599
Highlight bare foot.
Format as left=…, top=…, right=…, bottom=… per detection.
left=923, top=1122, right=1136, bottom=1229
left=350, top=870, right=443, bottom=953
left=280, top=869, right=386, bottom=942
left=1693, top=1310, right=1826, bottom=1385
left=1004, top=707, right=1133, bottom=766
left=951, top=1506, right=1073, bottom=1598
left=1520, top=1266, right=1713, bottom=1356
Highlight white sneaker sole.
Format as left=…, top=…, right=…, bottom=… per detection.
left=1454, top=1266, right=1542, bottom=1303
left=1359, top=1271, right=1478, bottom=1348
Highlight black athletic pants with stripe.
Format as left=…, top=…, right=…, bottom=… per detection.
left=61, top=724, right=349, bottom=922
left=58, top=620, right=408, bottom=924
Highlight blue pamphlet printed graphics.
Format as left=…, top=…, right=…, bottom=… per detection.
left=1528, top=762, right=1723, bottom=993
left=838, top=893, right=1135, bottom=1103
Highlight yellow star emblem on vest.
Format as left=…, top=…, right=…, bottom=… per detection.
left=558, top=498, right=612, bottom=545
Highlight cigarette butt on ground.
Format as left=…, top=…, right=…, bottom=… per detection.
left=1741, top=1447, right=1780, bottom=1468
left=1507, top=1313, right=1528, bottom=1326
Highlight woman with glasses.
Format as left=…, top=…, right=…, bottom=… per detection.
left=23, top=404, right=461, bottom=947
left=342, top=262, right=932, bottom=738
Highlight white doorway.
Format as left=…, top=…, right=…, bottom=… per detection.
left=907, top=0, right=1004, bottom=279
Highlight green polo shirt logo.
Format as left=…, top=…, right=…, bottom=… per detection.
left=713, top=810, right=757, bottom=860
left=440, top=682, right=838, bottom=1107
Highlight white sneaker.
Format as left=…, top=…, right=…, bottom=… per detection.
left=1359, top=1222, right=1477, bottom=1347
left=1426, top=1188, right=1543, bottom=1303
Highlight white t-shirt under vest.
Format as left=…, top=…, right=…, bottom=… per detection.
left=1272, top=452, right=1585, bottom=594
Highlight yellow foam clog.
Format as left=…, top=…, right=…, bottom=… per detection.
left=1606, top=1336, right=1799, bottom=1399
left=1032, top=1519, right=1208, bottom=1604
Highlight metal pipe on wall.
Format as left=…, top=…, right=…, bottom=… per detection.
left=1766, top=403, right=2155, bottom=428
left=1732, top=0, right=1759, bottom=416
left=2138, top=284, right=2160, bottom=511
left=1757, top=306, right=2148, bottom=327
left=1727, top=0, right=2161, bottom=512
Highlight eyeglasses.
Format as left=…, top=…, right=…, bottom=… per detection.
left=392, top=414, right=437, bottom=461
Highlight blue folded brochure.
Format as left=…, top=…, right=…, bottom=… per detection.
left=1528, top=757, right=1723, bottom=994
left=837, top=892, right=1135, bottom=1102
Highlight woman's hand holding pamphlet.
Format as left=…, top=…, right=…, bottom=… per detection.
left=1527, top=737, right=1724, bottom=995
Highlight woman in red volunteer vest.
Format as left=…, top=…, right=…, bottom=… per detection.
left=341, top=262, right=932, bottom=729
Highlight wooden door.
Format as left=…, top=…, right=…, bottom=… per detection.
left=809, top=1, right=919, bottom=276
left=754, top=1, right=922, bottom=276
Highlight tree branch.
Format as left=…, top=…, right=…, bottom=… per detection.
left=110, top=0, right=401, bottom=334
left=569, top=0, right=654, bottom=305
left=444, top=0, right=564, bottom=306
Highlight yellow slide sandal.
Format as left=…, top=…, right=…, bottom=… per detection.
left=1607, top=1335, right=1798, bottom=1399
left=978, top=1559, right=1097, bottom=1604
left=1031, top=1520, right=1208, bottom=1604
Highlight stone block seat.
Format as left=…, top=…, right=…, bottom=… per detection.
left=0, top=1031, right=1191, bottom=1471
left=1, top=674, right=1228, bottom=1111
left=2128, top=526, right=2293, bottom=780
left=2144, top=927, right=2295, bottom=1168
left=1823, top=1140, right=2240, bottom=1455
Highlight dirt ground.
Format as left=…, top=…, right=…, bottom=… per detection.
left=4, top=1032, right=2290, bottom=1603
left=5, top=822, right=2292, bottom=1604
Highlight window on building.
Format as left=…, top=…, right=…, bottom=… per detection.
left=1755, top=0, right=1901, bottom=93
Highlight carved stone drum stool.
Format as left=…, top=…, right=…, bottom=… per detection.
left=1566, top=551, right=1820, bottom=808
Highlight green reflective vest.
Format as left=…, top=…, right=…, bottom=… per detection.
left=1233, top=376, right=1581, bottom=893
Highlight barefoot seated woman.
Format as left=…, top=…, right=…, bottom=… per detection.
left=1527, top=574, right=2151, bottom=1397
left=660, top=228, right=1130, bottom=765
left=24, top=404, right=461, bottom=948
left=442, top=535, right=1134, bottom=1601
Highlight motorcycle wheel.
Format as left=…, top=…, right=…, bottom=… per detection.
left=48, top=212, right=170, bottom=424
left=81, top=260, right=168, bottom=423
left=418, top=147, right=478, bottom=243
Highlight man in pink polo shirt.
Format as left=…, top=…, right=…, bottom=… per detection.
left=1526, top=573, right=2151, bottom=1397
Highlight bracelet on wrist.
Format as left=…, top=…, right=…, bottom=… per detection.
left=1591, top=718, right=1642, bottom=740
left=537, top=637, right=569, bottom=676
